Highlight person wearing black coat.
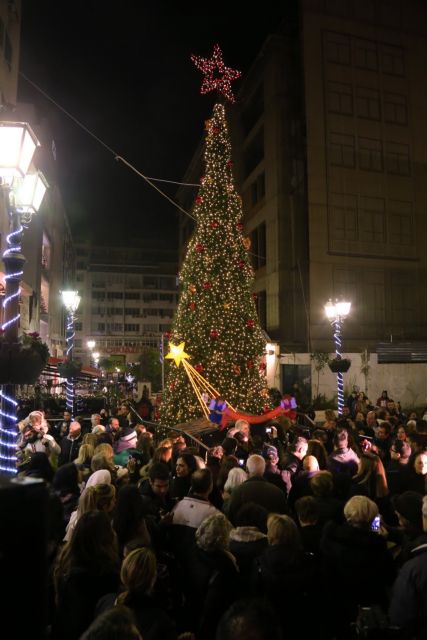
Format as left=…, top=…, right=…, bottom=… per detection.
left=58, top=421, right=83, bottom=467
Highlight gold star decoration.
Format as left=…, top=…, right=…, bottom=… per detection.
left=165, top=342, right=191, bottom=367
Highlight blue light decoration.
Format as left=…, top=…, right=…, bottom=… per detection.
left=333, top=318, right=344, bottom=415
left=61, top=291, right=81, bottom=417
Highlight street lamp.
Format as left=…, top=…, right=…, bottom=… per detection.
left=324, top=298, right=352, bottom=416
left=61, top=290, right=81, bottom=416
left=92, top=351, right=100, bottom=368
left=87, top=339, right=96, bottom=366
left=0, top=122, right=48, bottom=475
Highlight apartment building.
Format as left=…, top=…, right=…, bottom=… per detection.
left=73, top=242, right=178, bottom=366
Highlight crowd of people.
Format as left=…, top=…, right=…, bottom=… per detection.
left=13, top=389, right=427, bottom=640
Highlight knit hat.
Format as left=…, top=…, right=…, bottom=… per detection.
left=393, top=491, right=423, bottom=529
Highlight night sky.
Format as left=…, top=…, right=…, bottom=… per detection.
left=19, top=1, right=285, bottom=248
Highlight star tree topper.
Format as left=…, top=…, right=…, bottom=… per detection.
left=165, top=342, right=190, bottom=367
left=191, top=44, right=241, bottom=103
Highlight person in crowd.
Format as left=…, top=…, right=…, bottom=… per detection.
left=114, top=423, right=138, bottom=456
left=170, top=453, right=198, bottom=500
left=18, top=450, right=54, bottom=483
left=222, top=466, right=248, bottom=516
left=310, top=470, right=343, bottom=525
left=65, top=475, right=115, bottom=542
left=74, top=443, right=95, bottom=483
left=396, top=425, right=408, bottom=442
left=252, top=514, right=316, bottom=637
left=96, top=546, right=176, bottom=640
left=306, top=438, right=328, bottom=470
left=185, top=513, right=238, bottom=639
left=52, top=409, right=73, bottom=442
left=228, top=455, right=287, bottom=525
left=288, top=455, right=320, bottom=509
left=80, top=606, right=142, bottom=640
left=229, top=502, right=268, bottom=595
left=386, top=439, right=412, bottom=495
left=52, top=511, right=121, bottom=640
left=262, top=444, right=288, bottom=494
left=17, top=410, right=61, bottom=462
left=112, top=484, right=151, bottom=556
left=294, top=495, right=322, bottom=556
left=321, top=495, right=395, bottom=636
left=209, top=396, right=227, bottom=425
left=58, top=420, right=83, bottom=467
left=388, top=491, right=425, bottom=566
left=375, top=422, right=394, bottom=464
left=404, top=451, right=427, bottom=494
left=281, top=436, right=308, bottom=479
left=389, top=495, right=427, bottom=639
left=52, top=462, right=81, bottom=531
left=139, top=462, right=175, bottom=520
left=351, top=451, right=389, bottom=504
left=216, top=598, right=283, bottom=640
left=376, top=390, right=391, bottom=408
left=172, top=468, right=220, bottom=530
left=327, top=428, right=360, bottom=477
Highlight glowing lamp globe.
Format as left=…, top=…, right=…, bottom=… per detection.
left=87, top=340, right=96, bottom=350
left=0, top=121, right=40, bottom=178
left=61, top=290, right=81, bottom=314
left=13, top=171, right=48, bottom=214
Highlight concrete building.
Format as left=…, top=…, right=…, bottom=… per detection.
left=73, top=242, right=178, bottom=367
left=179, top=0, right=427, bottom=404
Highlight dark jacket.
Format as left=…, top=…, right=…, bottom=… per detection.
left=228, top=476, right=287, bottom=525
left=389, top=542, right=427, bottom=640
left=229, top=526, right=268, bottom=595
left=139, top=478, right=175, bottom=519
left=58, top=434, right=82, bottom=467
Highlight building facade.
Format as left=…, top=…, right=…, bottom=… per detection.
left=73, top=242, right=178, bottom=367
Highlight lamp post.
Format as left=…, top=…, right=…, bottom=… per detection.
left=92, top=351, right=100, bottom=368
left=0, top=122, right=48, bottom=475
left=324, top=298, right=352, bottom=416
left=87, top=339, right=96, bottom=367
left=61, top=290, right=81, bottom=416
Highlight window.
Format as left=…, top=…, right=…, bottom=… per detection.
left=385, top=142, right=410, bottom=175
left=92, top=291, right=105, bottom=300
left=125, top=307, right=140, bottom=316
left=388, top=200, right=413, bottom=245
left=354, top=38, right=378, bottom=71
left=251, top=172, right=265, bottom=205
left=358, top=197, right=385, bottom=243
left=329, top=193, right=357, bottom=241
left=390, top=272, right=415, bottom=325
left=256, top=290, right=267, bottom=328
left=125, top=291, right=140, bottom=300
left=96, top=323, right=105, bottom=332
left=243, top=127, right=264, bottom=178
left=329, top=132, right=355, bottom=168
left=324, top=32, right=351, bottom=66
left=41, top=233, right=51, bottom=269
left=143, top=292, right=158, bottom=302
left=358, top=137, right=383, bottom=172
left=76, top=274, right=84, bottom=282
left=327, top=81, right=353, bottom=115
left=74, top=322, right=83, bottom=331
left=76, top=261, right=86, bottom=270
left=159, top=293, right=173, bottom=302
left=384, top=92, right=407, bottom=125
left=250, top=222, right=266, bottom=270
left=107, top=291, right=123, bottom=299
left=355, top=87, right=381, bottom=120
left=381, top=45, right=404, bottom=76
left=144, top=277, right=158, bottom=289
left=107, top=307, right=122, bottom=316
left=107, top=323, right=123, bottom=332
left=125, top=324, right=139, bottom=332
left=241, top=84, right=264, bottom=135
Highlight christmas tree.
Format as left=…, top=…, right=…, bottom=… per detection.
left=160, top=98, right=270, bottom=426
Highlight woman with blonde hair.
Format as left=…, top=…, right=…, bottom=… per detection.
left=64, top=480, right=115, bottom=542
left=74, top=443, right=94, bottom=483
left=222, top=467, right=248, bottom=516
left=96, top=547, right=176, bottom=640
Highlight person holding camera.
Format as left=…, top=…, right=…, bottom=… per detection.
left=17, top=410, right=61, bottom=461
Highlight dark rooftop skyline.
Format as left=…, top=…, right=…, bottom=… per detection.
left=19, top=0, right=285, bottom=247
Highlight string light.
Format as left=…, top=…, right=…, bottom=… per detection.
left=191, top=44, right=241, bottom=103
left=0, top=390, right=18, bottom=473
left=160, top=103, right=269, bottom=426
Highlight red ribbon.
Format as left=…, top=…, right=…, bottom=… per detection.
left=219, top=406, right=296, bottom=430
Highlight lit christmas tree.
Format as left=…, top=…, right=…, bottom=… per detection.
left=160, top=47, right=270, bottom=425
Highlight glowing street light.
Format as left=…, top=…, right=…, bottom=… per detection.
left=0, top=121, right=47, bottom=475
left=324, top=298, right=352, bottom=415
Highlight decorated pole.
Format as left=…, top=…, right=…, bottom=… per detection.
left=61, top=291, right=81, bottom=417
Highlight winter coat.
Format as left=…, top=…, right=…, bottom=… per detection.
left=327, top=447, right=360, bottom=477
left=172, top=496, right=220, bottom=529
left=389, top=542, right=427, bottom=640
left=114, top=429, right=137, bottom=454
left=229, top=526, right=268, bottom=594
left=228, top=476, right=287, bottom=525
left=58, top=434, right=82, bottom=466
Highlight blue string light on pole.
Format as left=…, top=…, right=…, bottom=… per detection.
left=324, top=299, right=352, bottom=416
left=0, top=122, right=47, bottom=475
left=61, top=290, right=81, bottom=417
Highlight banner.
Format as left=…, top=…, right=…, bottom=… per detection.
left=220, top=406, right=296, bottom=430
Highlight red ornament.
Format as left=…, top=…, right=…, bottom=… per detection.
left=203, top=282, right=212, bottom=290
left=209, top=220, right=219, bottom=229
left=259, top=362, right=267, bottom=371
left=263, top=405, right=270, bottom=413
left=236, top=222, right=244, bottom=231
left=226, top=160, right=234, bottom=168
left=212, top=126, right=220, bottom=134
left=164, top=331, right=171, bottom=340
left=238, top=260, right=246, bottom=269
left=247, top=360, right=254, bottom=369
left=252, top=293, right=258, bottom=301
left=246, top=319, right=255, bottom=328
left=194, top=363, right=205, bottom=373
left=210, top=329, right=219, bottom=339
left=191, top=44, right=241, bottom=104
left=195, top=196, right=203, bottom=205
left=169, top=382, right=176, bottom=390
left=200, top=176, right=205, bottom=184
left=189, top=302, right=196, bottom=311
left=195, top=243, right=204, bottom=253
